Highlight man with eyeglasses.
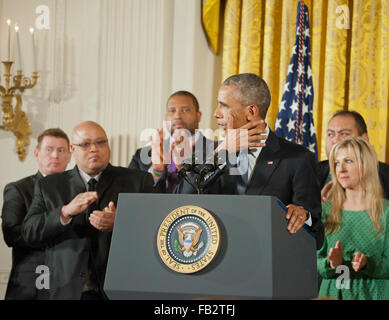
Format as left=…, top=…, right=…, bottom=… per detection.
left=22, top=121, right=154, bottom=300
left=2, top=128, right=71, bottom=300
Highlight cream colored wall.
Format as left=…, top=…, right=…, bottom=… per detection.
left=0, top=0, right=219, bottom=299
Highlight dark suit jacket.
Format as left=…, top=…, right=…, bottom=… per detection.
left=317, top=160, right=389, bottom=200
left=129, top=132, right=215, bottom=193
left=1, top=172, right=46, bottom=300
left=21, top=164, right=154, bottom=300
left=175, top=130, right=324, bottom=249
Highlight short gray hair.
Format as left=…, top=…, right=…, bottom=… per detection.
left=222, top=73, right=271, bottom=119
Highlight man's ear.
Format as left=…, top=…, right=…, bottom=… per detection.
left=34, top=148, right=39, bottom=159
left=197, top=111, right=202, bottom=123
left=246, top=105, right=260, bottom=120
left=361, top=132, right=369, bottom=142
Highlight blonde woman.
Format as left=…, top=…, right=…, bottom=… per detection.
left=317, top=137, right=389, bottom=299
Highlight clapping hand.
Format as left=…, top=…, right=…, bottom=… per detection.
left=352, top=252, right=367, bottom=272
left=61, top=191, right=98, bottom=223
left=328, top=240, right=344, bottom=269
left=89, top=201, right=116, bottom=232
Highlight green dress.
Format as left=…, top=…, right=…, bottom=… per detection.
left=317, top=200, right=389, bottom=300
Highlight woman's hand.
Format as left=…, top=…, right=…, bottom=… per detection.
left=352, top=252, right=367, bottom=272
left=328, top=240, right=344, bottom=269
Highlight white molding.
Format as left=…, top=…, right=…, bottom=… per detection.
left=0, top=269, right=10, bottom=285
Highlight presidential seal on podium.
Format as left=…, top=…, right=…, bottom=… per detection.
left=157, top=205, right=221, bottom=274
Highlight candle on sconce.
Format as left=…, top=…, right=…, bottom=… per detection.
left=7, top=19, right=11, bottom=61
left=30, top=28, right=36, bottom=71
left=14, top=24, right=22, bottom=71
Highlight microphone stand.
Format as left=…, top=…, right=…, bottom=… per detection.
left=177, top=151, right=226, bottom=194
left=177, top=164, right=202, bottom=194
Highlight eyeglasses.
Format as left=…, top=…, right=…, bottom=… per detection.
left=72, top=140, right=108, bottom=150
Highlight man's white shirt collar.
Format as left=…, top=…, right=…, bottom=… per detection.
left=78, top=168, right=102, bottom=189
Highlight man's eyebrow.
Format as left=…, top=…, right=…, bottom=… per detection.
left=327, top=128, right=352, bottom=132
left=169, top=105, right=191, bottom=109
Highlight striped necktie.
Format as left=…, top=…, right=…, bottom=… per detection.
left=236, top=149, right=257, bottom=195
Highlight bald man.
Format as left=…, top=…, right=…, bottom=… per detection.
left=22, top=121, right=154, bottom=300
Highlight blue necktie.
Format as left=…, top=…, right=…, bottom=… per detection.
left=236, top=151, right=249, bottom=195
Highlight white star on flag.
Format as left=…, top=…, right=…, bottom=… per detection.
left=284, top=82, right=290, bottom=92
left=290, top=100, right=299, bottom=114
left=305, top=85, right=312, bottom=98
left=279, top=100, right=287, bottom=112
left=275, top=118, right=282, bottom=130
left=287, top=119, right=296, bottom=132
left=294, top=82, right=301, bottom=96
left=307, top=66, right=312, bottom=79
left=287, top=63, right=294, bottom=74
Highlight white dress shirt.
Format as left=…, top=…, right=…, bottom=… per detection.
left=60, top=169, right=102, bottom=226
left=236, top=125, right=312, bottom=227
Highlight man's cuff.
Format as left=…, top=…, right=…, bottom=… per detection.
left=305, top=211, right=312, bottom=227
left=60, top=216, right=72, bottom=226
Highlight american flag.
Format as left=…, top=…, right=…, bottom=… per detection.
left=274, top=1, right=318, bottom=160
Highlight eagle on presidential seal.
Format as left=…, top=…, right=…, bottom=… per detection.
left=176, top=222, right=204, bottom=258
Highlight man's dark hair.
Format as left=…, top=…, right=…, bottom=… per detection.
left=167, top=90, right=200, bottom=112
left=222, top=73, right=271, bottom=119
left=330, top=110, right=368, bottom=136
left=36, top=128, right=70, bottom=149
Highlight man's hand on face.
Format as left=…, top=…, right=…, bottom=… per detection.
left=215, top=114, right=267, bottom=154
left=89, top=201, right=116, bottom=232
left=61, top=191, right=98, bottom=223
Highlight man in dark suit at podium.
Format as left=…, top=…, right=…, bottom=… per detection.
left=174, top=74, right=324, bottom=249
left=129, top=90, right=214, bottom=193
left=317, top=110, right=389, bottom=201
left=22, top=121, right=154, bottom=300
left=2, top=128, right=71, bottom=300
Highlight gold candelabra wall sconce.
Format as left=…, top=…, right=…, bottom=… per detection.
left=0, top=61, right=38, bottom=161
left=1, top=21, right=38, bottom=161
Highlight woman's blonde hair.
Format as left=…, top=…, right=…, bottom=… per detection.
left=326, top=137, right=383, bottom=236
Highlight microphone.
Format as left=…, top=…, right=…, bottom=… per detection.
left=177, top=152, right=202, bottom=194
left=199, top=152, right=225, bottom=177
left=178, top=162, right=193, bottom=177
left=178, top=152, right=197, bottom=177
